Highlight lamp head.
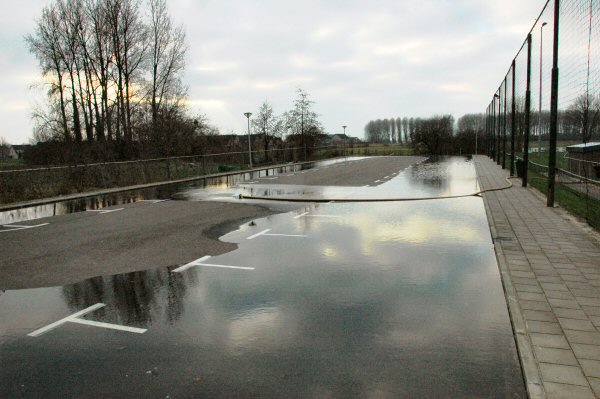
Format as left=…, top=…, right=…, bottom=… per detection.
left=244, top=112, right=252, bottom=118
left=542, top=22, right=548, bottom=27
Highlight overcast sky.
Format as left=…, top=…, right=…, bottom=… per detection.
left=0, top=0, right=547, bottom=144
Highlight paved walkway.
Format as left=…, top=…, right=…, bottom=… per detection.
left=475, top=155, right=600, bottom=399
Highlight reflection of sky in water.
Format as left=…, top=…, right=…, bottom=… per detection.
left=0, top=157, right=524, bottom=398
left=198, top=156, right=482, bottom=201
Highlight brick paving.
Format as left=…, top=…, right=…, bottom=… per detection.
left=475, top=155, right=600, bottom=399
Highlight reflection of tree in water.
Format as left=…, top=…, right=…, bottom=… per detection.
left=408, top=157, right=449, bottom=189
left=62, top=268, right=195, bottom=327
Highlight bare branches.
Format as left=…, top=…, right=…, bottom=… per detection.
left=26, top=0, right=188, bottom=155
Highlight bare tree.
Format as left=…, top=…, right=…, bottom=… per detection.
left=26, top=6, right=71, bottom=141
left=0, top=137, right=11, bottom=160
left=252, top=100, right=280, bottom=162
left=564, top=93, right=600, bottom=143
left=148, top=0, right=187, bottom=130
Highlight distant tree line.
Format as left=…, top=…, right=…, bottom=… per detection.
left=26, top=0, right=199, bottom=163
left=364, top=117, right=409, bottom=144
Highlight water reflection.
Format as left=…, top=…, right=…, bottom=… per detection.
left=0, top=158, right=354, bottom=224
left=0, top=156, right=524, bottom=398
left=61, top=267, right=195, bottom=327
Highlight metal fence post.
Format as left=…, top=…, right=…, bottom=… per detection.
left=547, top=0, right=560, bottom=207
left=523, top=33, right=533, bottom=187
left=503, top=77, right=508, bottom=169
left=511, top=60, right=517, bottom=176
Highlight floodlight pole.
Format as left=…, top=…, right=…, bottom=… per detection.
left=244, top=112, right=253, bottom=169
left=538, top=22, right=548, bottom=155
left=342, top=125, right=347, bottom=156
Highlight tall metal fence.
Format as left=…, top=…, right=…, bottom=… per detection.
left=485, top=0, right=600, bottom=229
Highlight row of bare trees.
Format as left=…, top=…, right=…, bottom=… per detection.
left=26, top=0, right=188, bottom=160
left=364, top=117, right=411, bottom=144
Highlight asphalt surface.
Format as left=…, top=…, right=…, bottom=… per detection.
left=254, top=156, right=426, bottom=186
left=0, top=156, right=422, bottom=290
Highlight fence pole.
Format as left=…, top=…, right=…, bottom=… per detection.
left=511, top=60, right=516, bottom=176
left=523, top=33, right=533, bottom=187
left=496, top=91, right=501, bottom=164
left=503, top=76, right=508, bottom=169
left=547, top=0, right=560, bottom=207
left=484, top=106, right=488, bottom=156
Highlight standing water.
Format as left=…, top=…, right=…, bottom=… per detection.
left=0, top=156, right=525, bottom=398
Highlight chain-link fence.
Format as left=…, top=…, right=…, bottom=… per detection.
left=485, top=0, right=600, bottom=229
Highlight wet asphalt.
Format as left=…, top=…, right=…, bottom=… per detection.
left=0, top=156, right=526, bottom=398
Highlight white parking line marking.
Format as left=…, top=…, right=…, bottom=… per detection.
left=293, top=212, right=309, bottom=219
left=384, top=176, right=390, bottom=178
left=28, top=303, right=105, bottom=337
left=138, top=199, right=169, bottom=204
left=87, top=208, right=124, bottom=215
left=172, top=255, right=212, bottom=273
left=374, top=180, right=381, bottom=183
left=195, top=263, right=255, bottom=271
left=1, top=223, right=50, bottom=233
left=28, top=303, right=147, bottom=337
left=173, top=256, right=254, bottom=272
left=68, top=318, right=147, bottom=334
left=264, top=233, right=307, bottom=238
left=247, top=229, right=271, bottom=240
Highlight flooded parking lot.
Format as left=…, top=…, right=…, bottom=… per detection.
left=0, top=157, right=525, bottom=398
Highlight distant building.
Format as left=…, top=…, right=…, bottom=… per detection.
left=11, top=145, right=32, bottom=159
left=0, top=144, right=18, bottom=160
left=565, top=142, right=600, bottom=178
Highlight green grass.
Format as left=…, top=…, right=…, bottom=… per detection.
left=528, top=169, right=600, bottom=231
left=346, top=144, right=414, bottom=156
left=0, top=158, right=30, bottom=171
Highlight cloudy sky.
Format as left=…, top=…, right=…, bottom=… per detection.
left=0, top=0, right=547, bottom=144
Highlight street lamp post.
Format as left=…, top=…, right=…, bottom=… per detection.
left=342, top=125, right=347, bottom=156
left=244, top=112, right=253, bottom=169
left=538, top=21, right=548, bottom=156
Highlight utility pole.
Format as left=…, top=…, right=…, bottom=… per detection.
left=244, top=112, right=253, bottom=169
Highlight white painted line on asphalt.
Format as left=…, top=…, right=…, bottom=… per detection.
left=87, top=208, right=124, bottom=215
left=195, top=263, right=255, bottom=271
left=293, top=212, right=309, bottom=219
left=1, top=223, right=50, bottom=232
left=247, top=229, right=271, bottom=240
left=264, top=233, right=307, bottom=238
left=305, top=215, right=341, bottom=218
left=261, top=177, right=278, bottom=180
left=286, top=174, right=295, bottom=177
left=384, top=176, right=390, bottom=178
left=374, top=180, right=381, bottom=183
left=244, top=181, right=259, bottom=184
left=28, top=303, right=106, bottom=337
left=138, top=199, right=169, bottom=204
left=69, top=318, right=147, bottom=334
left=173, top=255, right=212, bottom=273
